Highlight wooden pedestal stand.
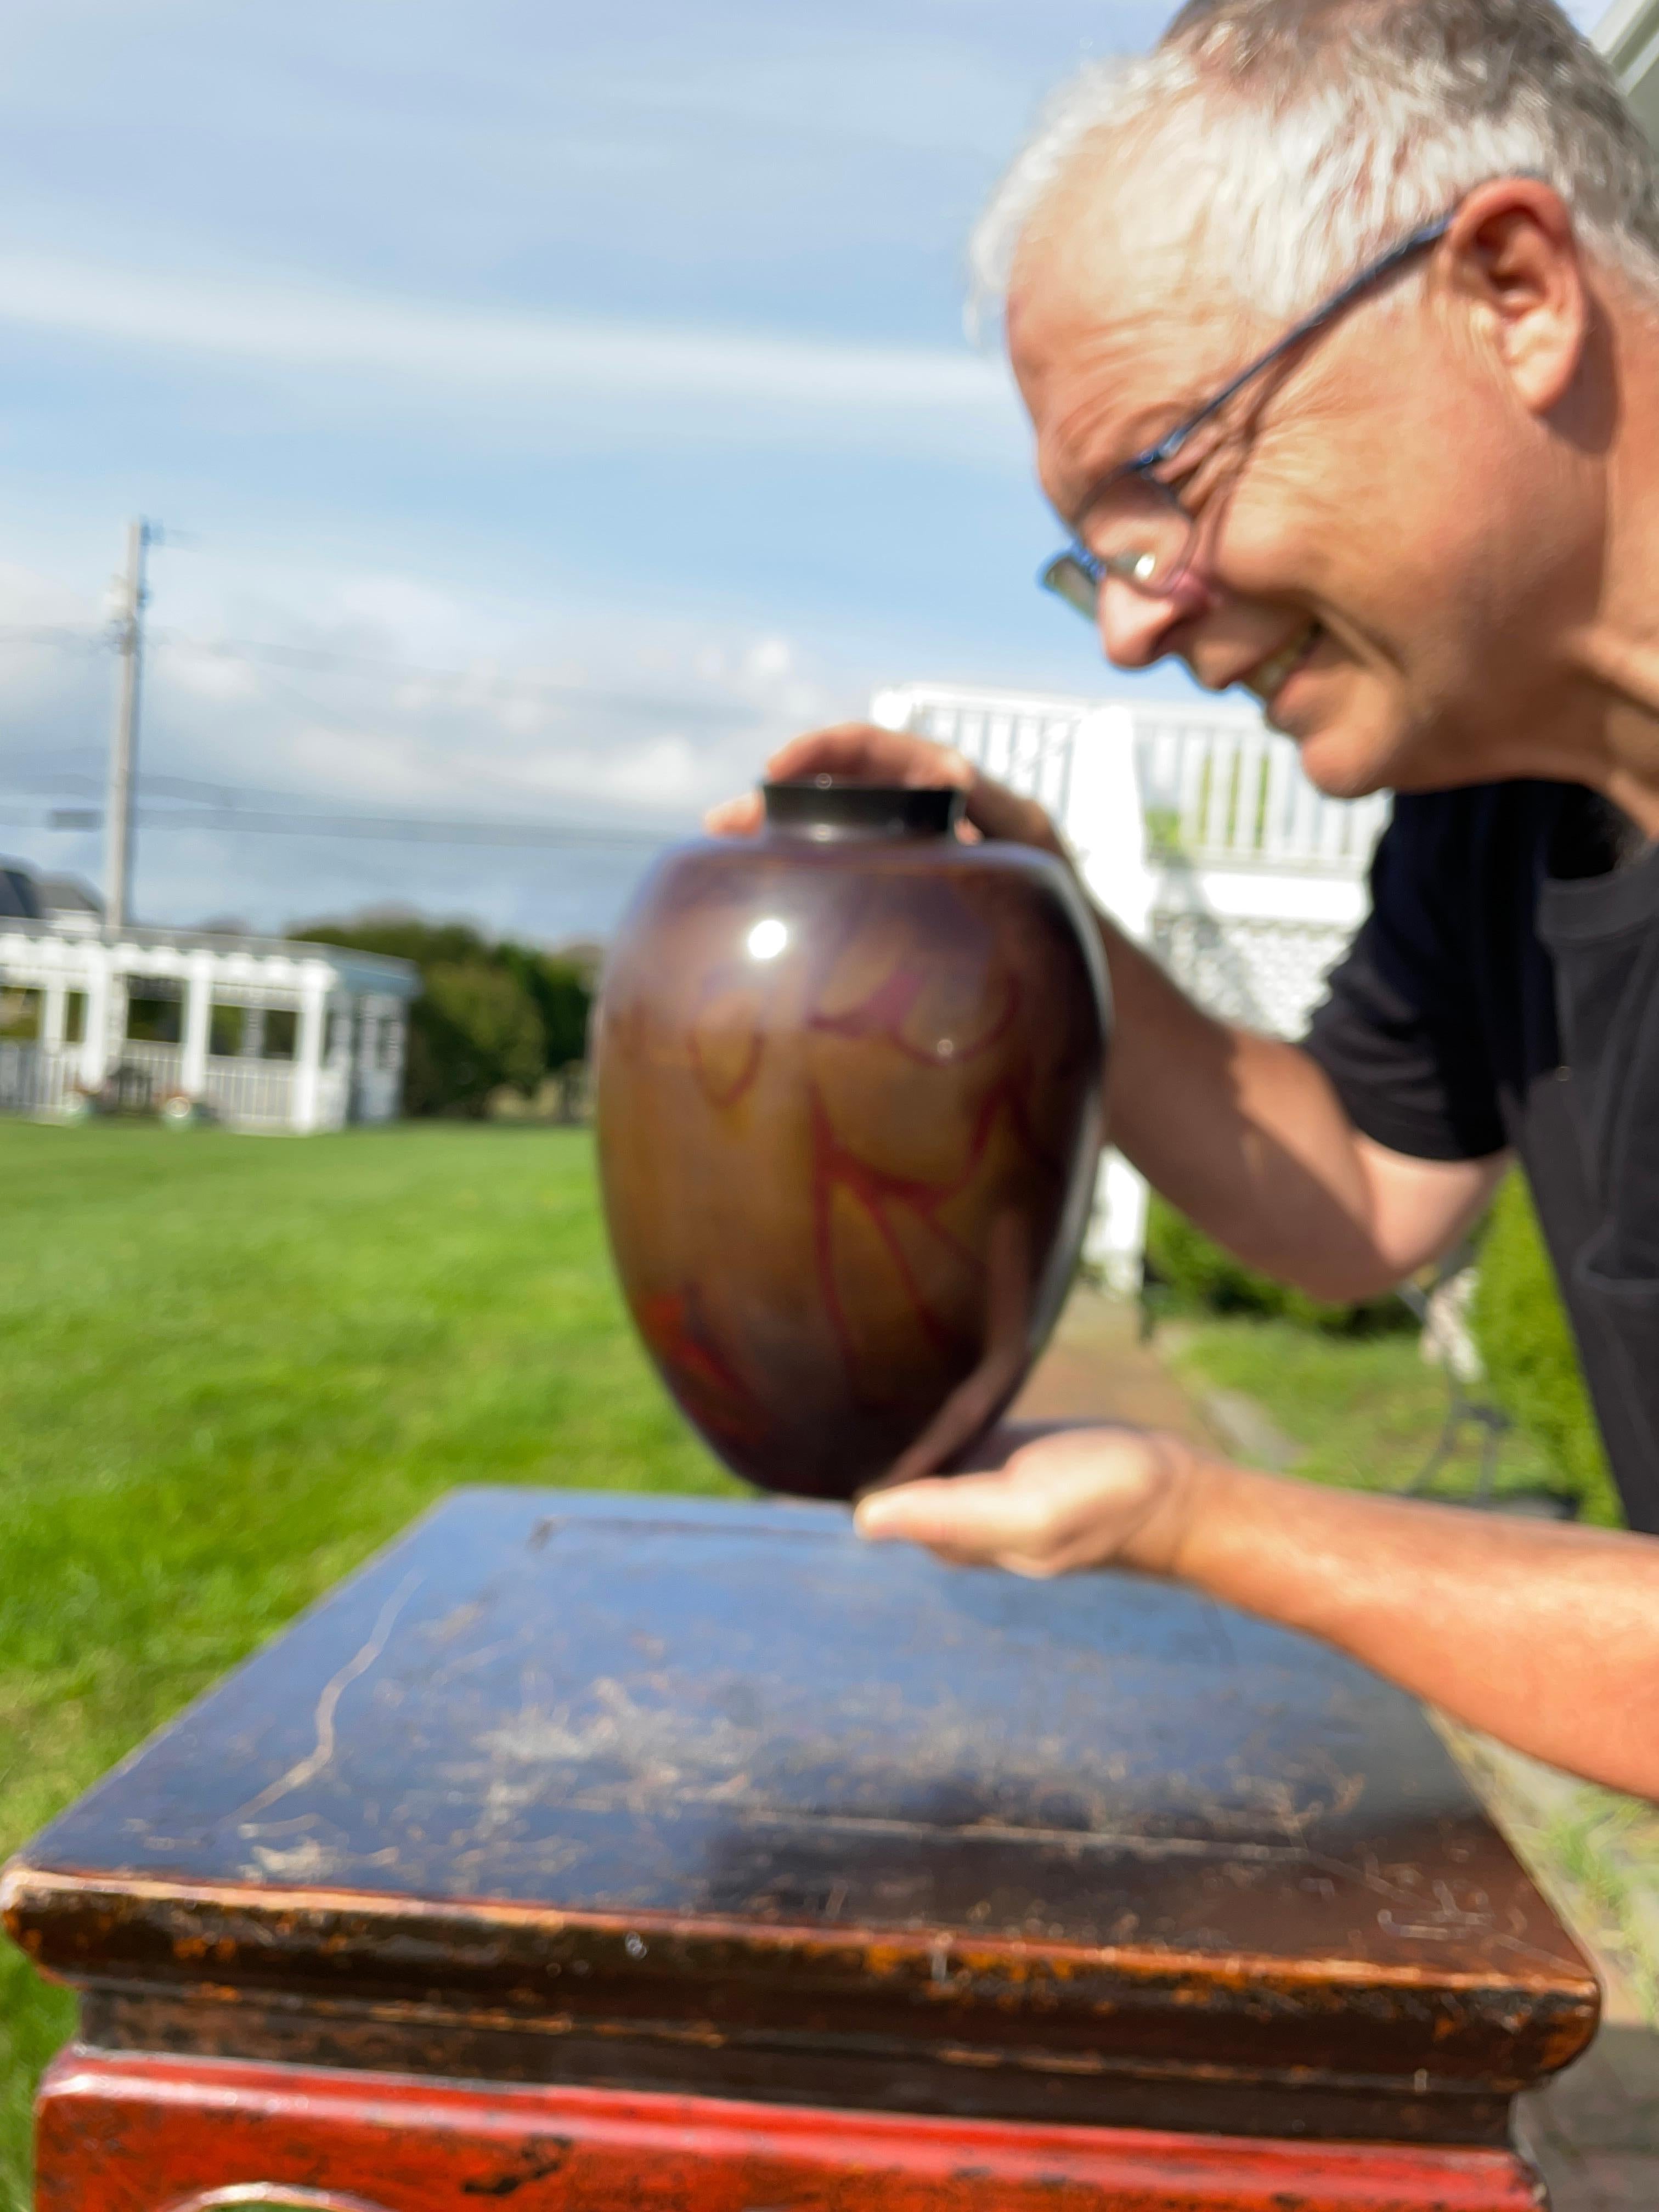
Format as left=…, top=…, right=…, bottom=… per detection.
left=4, top=1489, right=1596, bottom=2209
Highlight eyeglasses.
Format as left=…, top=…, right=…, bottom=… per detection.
left=1040, top=212, right=1454, bottom=620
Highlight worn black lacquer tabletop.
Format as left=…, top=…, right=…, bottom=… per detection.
left=3, top=1487, right=1597, bottom=2140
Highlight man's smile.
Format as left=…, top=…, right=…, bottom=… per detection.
left=1240, top=619, right=1324, bottom=710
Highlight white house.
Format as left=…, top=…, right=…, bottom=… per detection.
left=0, top=867, right=419, bottom=1135
left=869, top=684, right=1387, bottom=1289
left=1597, top=0, right=1659, bottom=137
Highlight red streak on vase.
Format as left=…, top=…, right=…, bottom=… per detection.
left=637, top=1286, right=770, bottom=1451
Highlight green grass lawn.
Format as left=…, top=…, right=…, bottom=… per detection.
left=1157, top=1314, right=1659, bottom=2021
left=0, top=1118, right=736, bottom=2209
left=0, top=1121, right=1638, bottom=2205
left=1158, top=1314, right=1564, bottom=1503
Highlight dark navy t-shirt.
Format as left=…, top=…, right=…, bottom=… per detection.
left=1301, top=780, right=1659, bottom=1533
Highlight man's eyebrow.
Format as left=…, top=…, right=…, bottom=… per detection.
left=1059, top=405, right=1192, bottom=522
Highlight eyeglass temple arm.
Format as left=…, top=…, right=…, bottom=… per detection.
left=1142, top=213, right=1455, bottom=469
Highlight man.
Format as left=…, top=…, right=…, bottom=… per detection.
left=711, top=0, right=1659, bottom=1798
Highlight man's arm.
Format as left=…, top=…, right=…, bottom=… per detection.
left=856, top=1429, right=1659, bottom=1801
left=709, top=725, right=1503, bottom=1301
left=1085, top=911, right=1505, bottom=1299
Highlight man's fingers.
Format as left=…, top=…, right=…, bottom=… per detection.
left=706, top=722, right=1069, bottom=862
left=854, top=1428, right=1197, bottom=1579
left=703, top=792, right=764, bottom=837
left=765, top=724, right=976, bottom=792
left=962, top=777, right=1066, bottom=854
left=855, top=1471, right=1053, bottom=1554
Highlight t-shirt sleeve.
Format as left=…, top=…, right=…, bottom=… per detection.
left=1301, top=794, right=1508, bottom=1163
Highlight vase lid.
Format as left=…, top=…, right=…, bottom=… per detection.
left=762, top=779, right=964, bottom=840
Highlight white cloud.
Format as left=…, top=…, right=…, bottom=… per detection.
left=0, top=249, right=1015, bottom=424
left=0, top=541, right=878, bottom=938
left=601, top=735, right=703, bottom=803
left=159, top=646, right=258, bottom=702
left=0, top=558, right=95, bottom=626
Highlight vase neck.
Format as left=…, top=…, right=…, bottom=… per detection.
left=761, top=781, right=964, bottom=842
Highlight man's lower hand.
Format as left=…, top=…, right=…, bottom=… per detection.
left=853, top=1425, right=1209, bottom=1580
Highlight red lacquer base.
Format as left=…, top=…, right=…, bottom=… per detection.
left=37, top=2049, right=1546, bottom=2212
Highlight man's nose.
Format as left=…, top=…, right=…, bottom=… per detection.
left=1097, top=571, right=1209, bottom=669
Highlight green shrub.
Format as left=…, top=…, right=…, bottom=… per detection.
left=291, top=916, right=592, bottom=1118
left=410, top=962, right=547, bottom=1117
left=1143, top=1194, right=1408, bottom=1335
left=1472, top=1173, right=1622, bottom=1527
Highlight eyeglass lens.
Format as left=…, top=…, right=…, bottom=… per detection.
left=1042, top=479, right=1197, bottom=616
left=1039, top=554, right=1099, bottom=619
left=1101, top=473, right=1194, bottom=586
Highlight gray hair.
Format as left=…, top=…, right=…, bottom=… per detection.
left=969, top=0, right=1659, bottom=328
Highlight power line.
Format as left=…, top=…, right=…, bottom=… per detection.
left=0, top=623, right=107, bottom=651
left=0, top=791, right=681, bottom=849
left=136, top=805, right=674, bottom=848
left=0, top=618, right=763, bottom=727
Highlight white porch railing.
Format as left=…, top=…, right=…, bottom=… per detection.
left=1136, top=709, right=1390, bottom=872
left=111, top=1040, right=183, bottom=1105
left=202, top=1054, right=297, bottom=1129
left=875, top=684, right=1087, bottom=827
left=0, top=1037, right=321, bottom=1131
left=873, top=682, right=1388, bottom=878
left=0, top=1041, right=74, bottom=1115
left=871, top=681, right=1386, bottom=1287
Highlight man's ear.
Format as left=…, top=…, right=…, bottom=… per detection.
left=1443, top=178, right=1590, bottom=416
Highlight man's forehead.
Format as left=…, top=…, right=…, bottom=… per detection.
left=1005, top=148, right=1273, bottom=505
left=1008, top=154, right=1246, bottom=386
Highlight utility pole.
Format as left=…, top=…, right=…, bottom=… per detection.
left=104, top=517, right=154, bottom=934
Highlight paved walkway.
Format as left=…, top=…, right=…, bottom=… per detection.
left=1523, top=2027, right=1659, bottom=2209
left=1011, top=1284, right=1220, bottom=1437
left=1018, top=1287, right=1659, bottom=2212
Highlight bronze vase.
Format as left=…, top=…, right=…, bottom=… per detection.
left=595, top=782, right=1110, bottom=1499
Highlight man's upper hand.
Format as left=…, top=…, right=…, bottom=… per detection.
left=703, top=722, right=1066, bottom=857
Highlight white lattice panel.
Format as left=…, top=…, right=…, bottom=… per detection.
left=1149, top=912, right=1352, bottom=1038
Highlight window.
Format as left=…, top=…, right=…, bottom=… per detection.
left=126, top=990, right=182, bottom=1044
left=0, top=988, right=40, bottom=1041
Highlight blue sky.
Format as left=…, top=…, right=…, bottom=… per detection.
left=0, top=0, right=1608, bottom=941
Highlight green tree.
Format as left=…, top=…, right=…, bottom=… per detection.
left=297, top=917, right=492, bottom=970
left=405, top=962, right=545, bottom=1118
left=290, top=915, right=592, bottom=1117
left=496, top=945, right=591, bottom=1070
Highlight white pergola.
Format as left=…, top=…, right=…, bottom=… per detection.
left=0, top=917, right=419, bottom=1133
